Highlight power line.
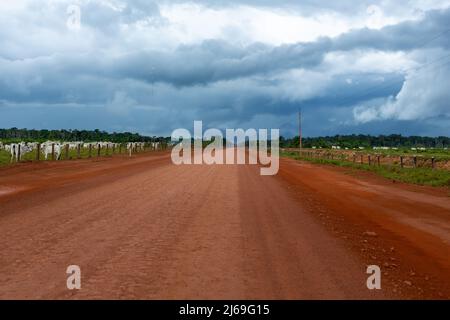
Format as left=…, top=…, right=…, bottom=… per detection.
left=324, top=27, right=450, bottom=107
left=413, top=27, right=450, bottom=51
left=328, top=52, right=450, bottom=107
left=292, top=28, right=450, bottom=123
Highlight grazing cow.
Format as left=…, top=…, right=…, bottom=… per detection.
left=68, top=142, right=83, bottom=150
left=127, top=142, right=135, bottom=150
left=127, top=142, right=146, bottom=154
left=41, top=142, right=62, bottom=160
left=9, top=142, right=34, bottom=163
left=152, top=142, right=160, bottom=150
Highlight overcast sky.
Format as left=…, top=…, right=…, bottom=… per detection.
left=0, top=0, right=449, bottom=137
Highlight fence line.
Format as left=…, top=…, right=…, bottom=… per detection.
left=281, top=148, right=448, bottom=170
left=5, top=141, right=170, bottom=164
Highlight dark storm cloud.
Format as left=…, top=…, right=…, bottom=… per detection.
left=0, top=1, right=449, bottom=136
left=97, top=8, right=450, bottom=86
left=4, top=6, right=446, bottom=94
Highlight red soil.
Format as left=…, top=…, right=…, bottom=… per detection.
left=0, top=153, right=448, bottom=299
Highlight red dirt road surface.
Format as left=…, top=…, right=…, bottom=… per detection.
left=0, top=152, right=449, bottom=299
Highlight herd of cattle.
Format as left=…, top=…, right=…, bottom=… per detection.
left=0, top=141, right=161, bottom=163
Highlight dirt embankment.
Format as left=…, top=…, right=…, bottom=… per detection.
left=278, top=158, right=450, bottom=299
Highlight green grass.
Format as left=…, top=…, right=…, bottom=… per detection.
left=284, top=147, right=450, bottom=161
left=282, top=151, right=450, bottom=188
left=361, top=148, right=450, bottom=161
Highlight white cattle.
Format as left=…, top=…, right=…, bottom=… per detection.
left=373, top=146, right=390, bottom=150
left=152, top=142, right=160, bottom=150
left=68, top=142, right=83, bottom=150
left=9, top=142, right=34, bottom=163
left=83, top=142, right=94, bottom=149
left=126, top=142, right=146, bottom=154
left=41, top=142, right=62, bottom=160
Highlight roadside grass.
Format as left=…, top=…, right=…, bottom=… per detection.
left=358, top=148, right=450, bottom=161
left=281, top=151, right=450, bottom=188
left=284, top=147, right=450, bottom=161
left=0, top=150, right=10, bottom=166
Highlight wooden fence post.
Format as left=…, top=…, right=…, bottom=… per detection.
left=360, top=155, right=363, bottom=164
left=413, top=156, right=417, bottom=168
left=51, top=143, right=55, bottom=161
left=77, top=143, right=81, bottom=159
left=97, top=144, right=101, bottom=157
left=11, top=144, right=15, bottom=163
left=36, top=143, right=40, bottom=161
left=17, top=144, right=21, bottom=162
left=431, top=157, right=435, bottom=169
left=65, top=144, right=69, bottom=160
left=400, top=156, right=404, bottom=168
left=368, top=155, right=371, bottom=166
left=377, top=155, right=380, bottom=166
left=119, top=144, right=122, bottom=154
left=89, top=144, right=92, bottom=158
left=106, top=144, right=109, bottom=156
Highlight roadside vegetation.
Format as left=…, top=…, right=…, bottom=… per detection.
left=0, top=128, right=169, bottom=144
left=281, top=151, right=450, bottom=188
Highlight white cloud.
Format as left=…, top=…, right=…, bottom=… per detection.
left=1, top=0, right=450, bottom=135
left=353, top=59, right=450, bottom=122
left=158, top=2, right=429, bottom=46
left=322, top=50, right=418, bottom=75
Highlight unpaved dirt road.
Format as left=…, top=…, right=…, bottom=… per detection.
left=0, top=152, right=448, bottom=299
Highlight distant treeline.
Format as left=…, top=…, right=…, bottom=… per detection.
left=281, top=134, right=450, bottom=149
left=0, top=128, right=169, bottom=143
left=2, top=129, right=449, bottom=148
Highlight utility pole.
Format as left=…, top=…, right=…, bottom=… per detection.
left=298, top=108, right=302, bottom=153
